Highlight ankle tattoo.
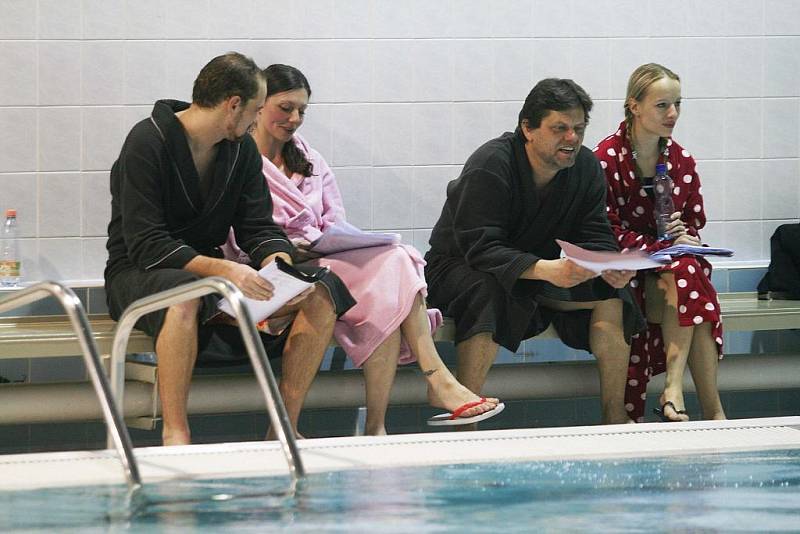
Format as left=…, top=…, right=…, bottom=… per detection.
left=421, top=368, right=438, bottom=377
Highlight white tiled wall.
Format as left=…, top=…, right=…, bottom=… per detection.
left=1, top=0, right=798, bottom=282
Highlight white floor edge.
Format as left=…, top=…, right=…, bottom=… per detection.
left=2, top=416, right=799, bottom=491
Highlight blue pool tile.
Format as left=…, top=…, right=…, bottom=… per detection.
left=729, top=268, right=767, bottom=292
left=710, top=268, right=729, bottom=292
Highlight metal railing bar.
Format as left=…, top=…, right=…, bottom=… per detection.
left=109, top=276, right=305, bottom=479
left=0, top=281, right=141, bottom=489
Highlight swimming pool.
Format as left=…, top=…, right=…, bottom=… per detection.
left=1, top=417, right=799, bottom=531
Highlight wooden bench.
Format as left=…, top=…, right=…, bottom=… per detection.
left=1, top=292, right=799, bottom=427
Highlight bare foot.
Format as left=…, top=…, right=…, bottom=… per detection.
left=656, top=398, right=690, bottom=422
left=427, top=378, right=499, bottom=419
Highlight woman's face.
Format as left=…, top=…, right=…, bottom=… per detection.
left=256, top=88, right=309, bottom=143
left=629, top=77, right=681, bottom=139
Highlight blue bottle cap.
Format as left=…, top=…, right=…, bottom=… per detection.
left=655, top=163, right=667, bottom=175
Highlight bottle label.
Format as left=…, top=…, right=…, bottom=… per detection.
left=0, top=260, right=20, bottom=277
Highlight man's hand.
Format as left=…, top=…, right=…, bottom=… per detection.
left=532, top=258, right=597, bottom=288
left=601, top=269, right=636, bottom=289
left=293, top=239, right=322, bottom=263
left=225, top=262, right=274, bottom=300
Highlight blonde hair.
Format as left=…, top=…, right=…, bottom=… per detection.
left=624, top=63, right=680, bottom=131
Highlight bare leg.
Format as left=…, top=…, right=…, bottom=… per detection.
left=361, top=329, right=402, bottom=435
left=588, top=298, right=634, bottom=424
left=687, top=322, right=726, bottom=420
left=455, top=332, right=499, bottom=395
left=657, top=273, right=692, bottom=422
left=155, top=299, right=202, bottom=446
left=401, top=294, right=498, bottom=417
left=268, top=283, right=336, bottom=438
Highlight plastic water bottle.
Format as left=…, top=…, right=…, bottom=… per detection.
left=653, top=164, right=674, bottom=241
left=0, top=209, right=21, bottom=287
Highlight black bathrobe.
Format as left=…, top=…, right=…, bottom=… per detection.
left=425, top=129, right=643, bottom=352
left=105, top=99, right=353, bottom=362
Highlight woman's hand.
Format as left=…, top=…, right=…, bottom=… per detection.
left=665, top=211, right=688, bottom=239
left=673, top=233, right=701, bottom=246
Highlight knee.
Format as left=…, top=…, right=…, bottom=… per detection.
left=300, top=284, right=336, bottom=321
left=165, top=298, right=202, bottom=326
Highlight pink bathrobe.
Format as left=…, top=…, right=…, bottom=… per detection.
left=225, top=134, right=441, bottom=367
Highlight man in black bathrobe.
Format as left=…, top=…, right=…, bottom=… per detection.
left=105, top=53, right=353, bottom=445
left=425, top=79, right=644, bottom=425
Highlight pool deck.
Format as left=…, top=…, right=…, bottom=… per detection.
left=1, top=416, right=799, bottom=491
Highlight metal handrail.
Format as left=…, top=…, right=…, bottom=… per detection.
left=108, top=276, right=305, bottom=479
left=0, top=281, right=141, bottom=489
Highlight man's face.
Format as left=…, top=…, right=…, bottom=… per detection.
left=226, top=80, right=267, bottom=142
left=522, top=107, right=586, bottom=176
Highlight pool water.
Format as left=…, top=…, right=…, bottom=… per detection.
left=2, top=449, right=799, bottom=532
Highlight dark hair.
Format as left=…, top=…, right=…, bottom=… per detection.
left=517, top=78, right=593, bottom=130
left=192, top=52, right=265, bottom=108
left=264, top=64, right=314, bottom=178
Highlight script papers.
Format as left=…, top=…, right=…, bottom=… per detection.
left=650, top=244, right=734, bottom=262
left=310, top=221, right=400, bottom=255
left=556, top=239, right=668, bottom=274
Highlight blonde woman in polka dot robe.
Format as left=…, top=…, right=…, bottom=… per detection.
left=593, top=63, right=726, bottom=423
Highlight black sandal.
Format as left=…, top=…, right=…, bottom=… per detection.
left=653, top=401, right=688, bottom=422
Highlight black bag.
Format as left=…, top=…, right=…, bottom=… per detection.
left=758, top=223, right=800, bottom=300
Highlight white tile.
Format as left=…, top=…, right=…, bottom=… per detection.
left=411, top=40, right=453, bottom=102
left=81, top=172, right=111, bottom=236
left=413, top=103, right=454, bottom=166
left=81, top=41, right=124, bottom=105
left=608, top=39, right=651, bottom=100
left=371, top=104, right=413, bottom=166
left=38, top=0, right=82, bottom=39
left=295, top=0, right=335, bottom=39
left=673, top=99, right=724, bottom=160
left=530, top=0, right=575, bottom=37
left=412, top=166, right=454, bottom=228
left=725, top=38, right=763, bottom=98
left=584, top=99, right=616, bottom=151
left=725, top=221, right=762, bottom=260
left=531, top=39, right=572, bottom=81
left=699, top=221, right=726, bottom=249
left=124, top=41, right=168, bottom=105
left=570, top=39, right=611, bottom=101
left=452, top=103, right=493, bottom=167
left=0, top=0, right=36, bottom=38
left=395, top=230, right=414, bottom=246
left=582, top=0, right=648, bottom=38
left=646, top=0, right=692, bottom=37
left=286, top=41, right=335, bottom=105
left=372, top=2, right=414, bottom=38
left=491, top=101, right=522, bottom=137
left=724, top=160, right=763, bottom=221
left=762, top=159, right=800, bottom=220
left=694, top=160, right=725, bottom=221
left=725, top=0, right=764, bottom=36
left=82, top=0, right=125, bottom=39
left=81, top=107, right=126, bottom=171
left=38, top=107, right=81, bottom=172
left=17, top=238, right=39, bottom=283
left=764, top=38, right=800, bottom=97
left=247, top=0, right=296, bottom=39
left=412, top=0, right=452, bottom=38
left=297, top=103, right=333, bottom=167
left=331, top=105, right=372, bottom=166
left=82, top=237, right=107, bottom=280
left=764, top=0, right=800, bottom=35
left=687, top=0, right=727, bottom=36
left=333, top=167, right=372, bottom=229
left=372, top=41, right=414, bottom=103
left=724, top=99, right=762, bottom=159
left=645, top=39, right=688, bottom=82
left=0, top=174, right=38, bottom=238
left=332, top=0, right=372, bottom=38
left=165, top=41, right=210, bottom=102
left=123, top=106, right=152, bottom=133
left=682, top=38, right=726, bottom=99
left=490, top=0, right=531, bottom=38
left=0, top=43, right=37, bottom=106
left=208, top=0, right=253, bottom=38
left=38, top=42, right=81, bottom=106
left=412, top=228, right=433, bottom=256
left=38, top=173, right=81, bottom=237
left=493, top=39, right=534, bottom=102
left=452, top=40, right=494, bottom=102
left=124, top=0, right=165, bottom=39
left=0, top=108, right=37, bottom=172
left=333, top=41, right=373, bottom=103
left=372, top=167, right=413, bottom=229
left=164, top=0, right=209, bottom=39
left=38, top=238, right=84, bottom=280
left=450, top=0, right=493, bottom=38
left=762, top=99, right=800, bottom=159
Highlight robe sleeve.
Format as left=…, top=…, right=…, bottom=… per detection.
left=572, top=157, right=619, bottom=252
left=449, top=166, right=538, bottom=292
left=116, top=132, right=199, bottom=271
left=678, top=155, right=705, bottom=238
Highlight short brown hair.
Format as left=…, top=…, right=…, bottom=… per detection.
left=192, top=52, right=265, bottom=108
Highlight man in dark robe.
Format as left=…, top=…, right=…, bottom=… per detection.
left=105, top=53, right=353, bottom=445
left=425, top=79, right=644, bottom=425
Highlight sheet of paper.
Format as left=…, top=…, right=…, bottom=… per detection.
left=650, top=244, right=734, bottom=262
left=310, top=221, right=400, bottom=255
left=217, top=262, right=313, bottom=323
left=556, top=239, right=668, bottom=274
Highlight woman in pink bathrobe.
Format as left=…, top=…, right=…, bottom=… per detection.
left=226, top=64, right=504, bottom=435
